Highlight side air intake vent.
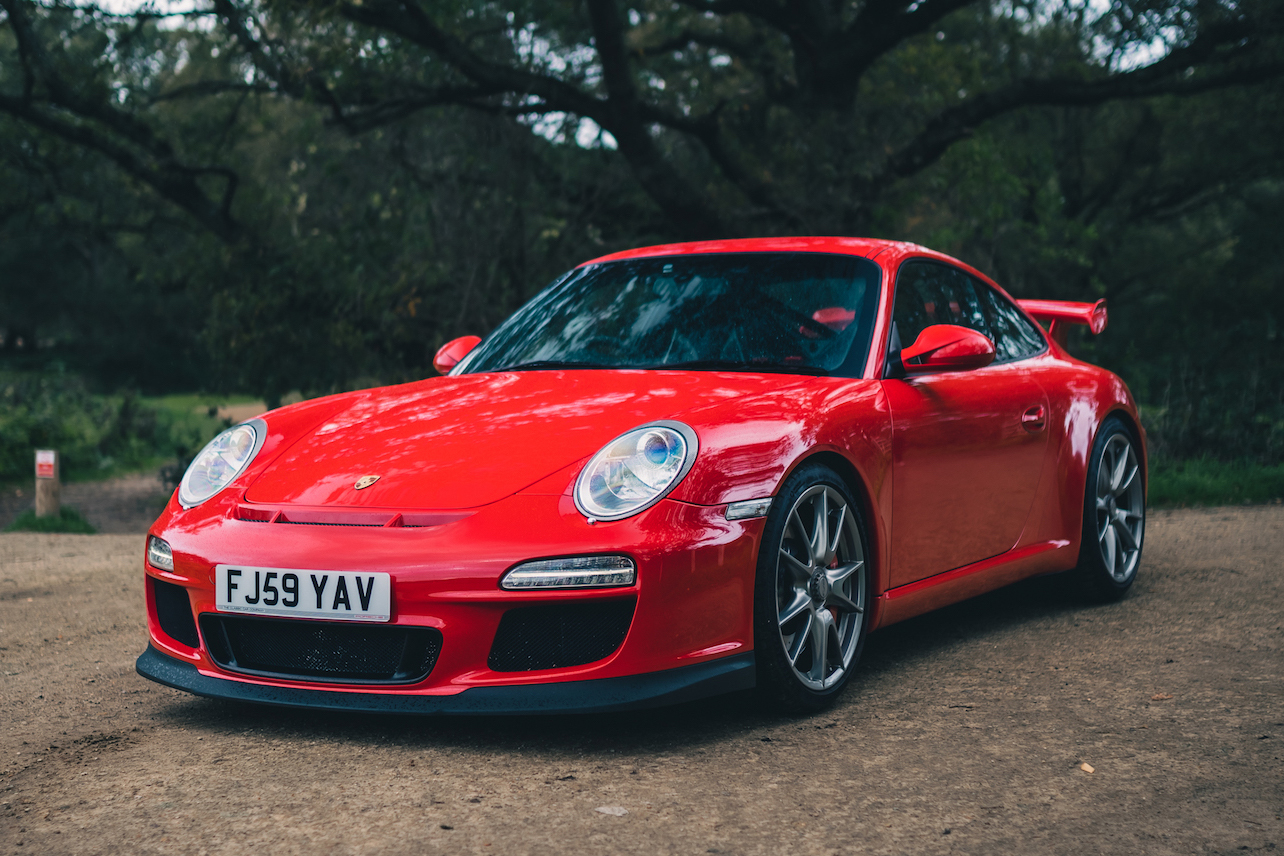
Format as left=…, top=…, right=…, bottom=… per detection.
left=151, top=577, right=200, bottom=649
left=488, top=599, right=635, bottom=672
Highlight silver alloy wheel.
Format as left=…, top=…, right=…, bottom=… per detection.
left=775, top=485, right=867, bottom=691
left=1095, top=433, right=1145, bottom=582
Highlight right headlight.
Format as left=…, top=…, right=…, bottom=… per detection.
left=179, top=421, right=264, bottom=507
left=573, top=421, right=698, bottom=521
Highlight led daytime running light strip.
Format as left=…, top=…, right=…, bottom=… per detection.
left=147, top=536, right=174, bottom=571
left=501, top=556, right=636, bottom=590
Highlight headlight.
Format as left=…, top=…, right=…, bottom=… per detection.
left=146, top=536, right=174, bottom=571
left=179, top=421, right=264, bottom=507
left=574, top=421, right=698, bottom=521
left=501, top=556, right=636, bottom=590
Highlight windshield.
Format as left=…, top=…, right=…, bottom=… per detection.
left=460, top=253, right=881, bottom=376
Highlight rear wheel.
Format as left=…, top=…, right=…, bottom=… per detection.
left=1076, top=417, right=1145, bottom=601
left=754, top=464, right=870, bottom=713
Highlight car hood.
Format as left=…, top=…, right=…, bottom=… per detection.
left=243, top=370, right=815, bottom=510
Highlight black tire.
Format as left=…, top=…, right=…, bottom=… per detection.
left=754, top=463, right=871, bottom=713
left=1075, top=416, right=1146, bottom=602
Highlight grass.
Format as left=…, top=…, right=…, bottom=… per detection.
left=1, top=368, right=263, bottom=489
left=1148, top=458, right=1284, bottom=508
left=5, top=506, right=97, bottom=534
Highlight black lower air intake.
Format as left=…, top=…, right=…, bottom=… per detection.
left=199, top=614, right=442, bottom=684
left=488, top=599, right=635, bottom=672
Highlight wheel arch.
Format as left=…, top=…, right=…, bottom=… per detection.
left=1082, top=406, right=1147, bottom=508
left=1101, top=407, right=1148, bottom=499
left=782, top=448, right=888, bottom=603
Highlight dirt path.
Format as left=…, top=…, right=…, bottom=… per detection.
left=1, top=507, right=1281, bottom=855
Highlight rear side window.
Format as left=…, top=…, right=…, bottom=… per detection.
left=975, top=280, right=1046, bottom=362
left=892, top=261, right=1046, bottom=364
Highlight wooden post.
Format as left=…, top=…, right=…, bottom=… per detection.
left=35, top=449, right=60, bottom=519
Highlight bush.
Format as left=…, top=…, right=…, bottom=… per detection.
left=0, top=369, right=228, bottom=484
left=4, top=506, right=96, bottom=534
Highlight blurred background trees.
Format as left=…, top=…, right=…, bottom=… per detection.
left=1, top=0, right=1282, bottom=470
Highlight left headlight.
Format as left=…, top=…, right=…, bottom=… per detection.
left=179, top=421, right=264, bottom=508
left=574, top=421, right=698, bottom=521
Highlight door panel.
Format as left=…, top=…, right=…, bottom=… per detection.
left=884, top=362, right=1049, bottom=587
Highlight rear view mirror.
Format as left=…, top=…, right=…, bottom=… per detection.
left=900, top=325, right=995, bottom=374
left=433, top=335, right=481, bottom=375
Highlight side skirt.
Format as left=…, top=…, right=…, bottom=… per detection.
left=873, top=540, right=1074, bottom=629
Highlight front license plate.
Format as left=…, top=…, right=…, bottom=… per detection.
left=215, top=565, right=391, bottom=622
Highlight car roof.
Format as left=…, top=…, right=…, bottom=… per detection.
left=580, top=237, right=1014, bottom=301
left=581, top=236, right=922, bottom=266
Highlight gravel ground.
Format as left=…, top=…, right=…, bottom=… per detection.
left=1, top=506, right=1281, bottom=855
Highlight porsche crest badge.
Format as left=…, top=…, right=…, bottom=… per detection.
left=353, top=475, right=380, bottom=490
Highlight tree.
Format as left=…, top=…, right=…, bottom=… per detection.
left=218, top=0, right=1284, bottom=235
left=0, top=2, right=651, bottom=399
left=1, top=0, right=1281, bottom=449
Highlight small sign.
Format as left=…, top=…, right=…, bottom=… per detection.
left=36, top=450, right=56, bottom=479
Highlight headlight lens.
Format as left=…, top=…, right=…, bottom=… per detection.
left=179, top=423, right=261, bottom=507
left=574, top=422, right=697, bottom=521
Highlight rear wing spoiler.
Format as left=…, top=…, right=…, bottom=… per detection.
left=1018, top=298, right=1107, bottom=345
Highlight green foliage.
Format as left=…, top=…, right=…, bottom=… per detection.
left=0, top=14, right=652, bottom=401
left=0, top=370, right=229, bottom=484
left=1148, top=458, right=1284, bottom=508
left=0, top=0, right=1280, bottom=480
left=886, top=80, right=1284, bottom=465
left=4, top=506, right=96, bottom=534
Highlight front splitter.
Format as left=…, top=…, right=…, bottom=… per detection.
left=136, top=645, right=756, bottom=715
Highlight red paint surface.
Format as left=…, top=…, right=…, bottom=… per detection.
left=144, top=237, right=1145, bottom=697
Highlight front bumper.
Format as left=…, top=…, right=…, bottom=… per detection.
left=137, top=645, right=756, bottom=715
left=140, top=488, right=765, bottom=711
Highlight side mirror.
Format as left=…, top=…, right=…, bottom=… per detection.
left=433, top=335, right=481, bottom=375
left=900, top=325, right=995, bottom=374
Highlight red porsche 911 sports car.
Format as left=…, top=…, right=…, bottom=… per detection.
left=137, top=237, right=1145, bottom=714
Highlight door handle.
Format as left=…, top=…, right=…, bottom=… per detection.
left=1021, top=405, right=1046, bottom=432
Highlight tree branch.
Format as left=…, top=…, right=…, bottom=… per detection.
left=673, top=0, right=795, bottom=34
left=337, top=0, right=604, bottom=119
left=211, top=0, right=306, bottom=98
left=330, top=0, right=727, bottom=236
left=870, top=20, right=1284, bottom=194
left=0, top=0, right=243, bottom=241
left=149, top=81, right=274, bottom=104
left=840, top=0, right=976, bottom=79
left=0, top=94, right=241, bottom=241
left=323, top=84, right=506, bottom=132
left=583, top=0, right=728, bottom=236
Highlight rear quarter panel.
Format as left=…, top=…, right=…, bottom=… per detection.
left=1019, top=355, right=1146, bottom=558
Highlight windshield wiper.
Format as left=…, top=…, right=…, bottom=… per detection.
left=645, top=359, right=829, bottom=375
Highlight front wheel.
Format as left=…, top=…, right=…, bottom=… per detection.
left=754, top=464, right=870, bottom=713
left=1076, top=417, right=1146, bottom=601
